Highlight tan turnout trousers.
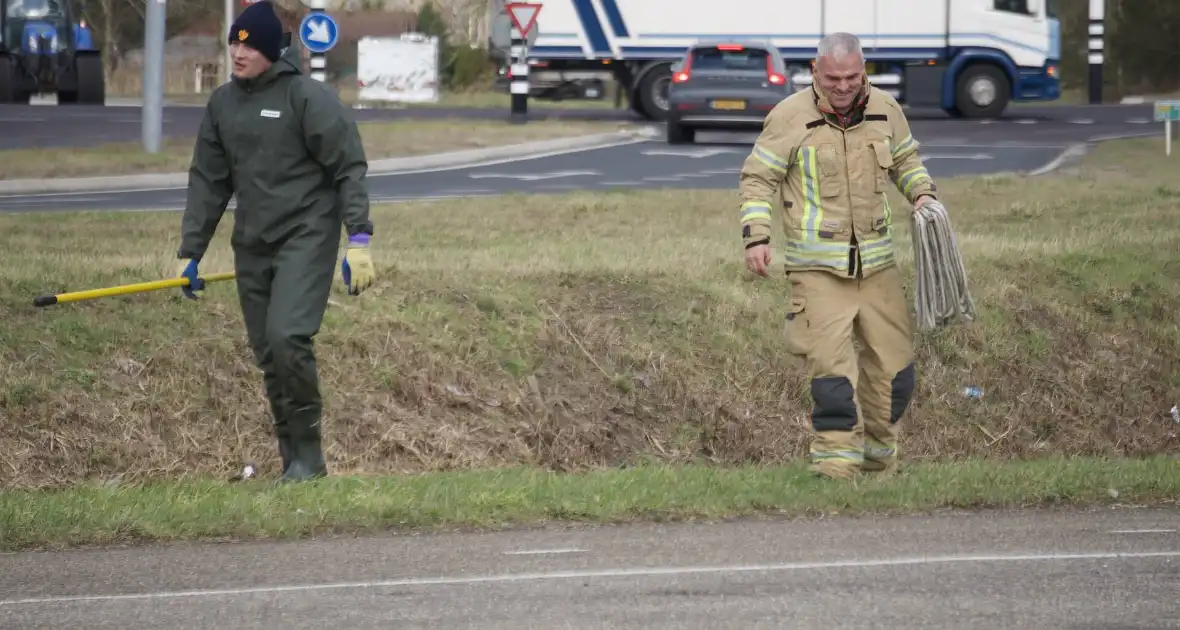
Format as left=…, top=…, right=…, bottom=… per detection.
left=783, top=264, right=916, bottom=479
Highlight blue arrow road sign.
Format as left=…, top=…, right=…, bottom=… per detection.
left=300, top=12, right=339, bottom=54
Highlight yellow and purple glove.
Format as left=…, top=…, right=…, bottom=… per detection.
left=176, top=258, right=203, bottom=300
left=341, top=234, right=375, bottom=296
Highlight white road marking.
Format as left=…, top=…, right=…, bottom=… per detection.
left=1029, top=143, right=1088, bottom=176
left=379, top=138, right=648, bottom=177
left=2, top=550, right=1177, bottom=607
left=921, top=142, right=1066, bottom=149
left=640, top=147, right=737, bottom=158
left=503, top=548, right=587, bottom=556
left=1069, top=119, right=1095, bottom=124
left=1127, top=118, right=1151, bottom=124
left=468, top=169, right=599, bottom=181
left=1109, top=529, right=1177, bottom=534
left=0, top=138, right=649, bottom=198
left=373, top=193, right=498, bottom=202
left=922, top=153, right=993, bottom=161
left=435, top=188, right=493, bottom=195
left=599, top=181, right=640, bottom=186
left=1086, top=131, right=1158, bottom=142
left=642, top=176, right=684, bottom=182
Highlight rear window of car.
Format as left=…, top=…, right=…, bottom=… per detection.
left=689, top=46, right=770, bottom=71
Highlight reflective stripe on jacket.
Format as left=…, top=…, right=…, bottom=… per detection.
left=738, top=84, right=937, bottom=278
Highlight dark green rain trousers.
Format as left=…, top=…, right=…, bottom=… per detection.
left=176, top=44, right=373, bottom=482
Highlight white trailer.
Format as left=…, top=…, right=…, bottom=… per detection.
left=498, top=0, right=1061, bottom=121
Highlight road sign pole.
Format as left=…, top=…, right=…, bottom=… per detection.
left=142, top=0, right=165, bottom=154
left=1167, top=120, right=1172, bottom=157
left=1087, top=0, right=1104, bottom=104
left=505, top=3, right=541, bottom=124
left=224, top=0, right=234, bottom=83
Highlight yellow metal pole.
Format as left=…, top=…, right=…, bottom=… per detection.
left=33, top=272, right=237, bottom=307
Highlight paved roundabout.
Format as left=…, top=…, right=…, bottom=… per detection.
left=0, top=104, right=1159, bottom=214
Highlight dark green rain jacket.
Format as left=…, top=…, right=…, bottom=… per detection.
left=177, top=43, right=373, bottom=260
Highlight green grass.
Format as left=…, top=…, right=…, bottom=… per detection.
left=2, top=136, right=1180, bottom=549
left=1, top=456, right=1175, bottom=551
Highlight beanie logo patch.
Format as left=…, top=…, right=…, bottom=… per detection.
left=238, top=29, right=249, bottom=42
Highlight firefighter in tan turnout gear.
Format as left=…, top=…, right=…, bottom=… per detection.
left=738, top=32, right=937, bottom=480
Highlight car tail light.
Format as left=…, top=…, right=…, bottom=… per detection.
left=766, top=56, right=786, bottom=85
left=716, top=44, right=744, bottom=51
left=672, top=56, right=692, bottom=83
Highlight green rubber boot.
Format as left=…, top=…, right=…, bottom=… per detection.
left=277, top=432, right=293, bottom=474
left=280, top=404, right=328, bottom=483
left=267, top=396, right=293, bottom=475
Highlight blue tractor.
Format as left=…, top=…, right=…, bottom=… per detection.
left=0, top=0, right=105, bottom=104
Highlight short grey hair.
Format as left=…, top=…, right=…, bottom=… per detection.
left=816, top=32, right=863, bottom=61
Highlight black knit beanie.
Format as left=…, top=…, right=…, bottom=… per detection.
left=230, top=1, right=283, bottom=63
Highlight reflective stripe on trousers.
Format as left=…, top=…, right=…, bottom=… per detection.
left=811, top=449, right=865, bottom=464
left=865, top=436, right=897, bottom=461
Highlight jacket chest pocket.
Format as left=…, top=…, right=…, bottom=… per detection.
left=868, top=140, right=894, bottom=193
left=811, top=143, right=844, bottom=200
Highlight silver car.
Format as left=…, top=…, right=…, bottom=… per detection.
left=665, top=41, right=795, bottom=144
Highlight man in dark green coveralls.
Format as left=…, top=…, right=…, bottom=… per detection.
left=174, top=0, right=376, bottom=482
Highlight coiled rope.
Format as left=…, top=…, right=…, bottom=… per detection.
left=911, top=199, right=977, bottom=330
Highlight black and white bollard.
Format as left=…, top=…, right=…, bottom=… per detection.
left=309, top=0, right=327, bottom=82
left=510, top=26, right=529, bottom=123
left=1088, top=0, right=1104, bottom=104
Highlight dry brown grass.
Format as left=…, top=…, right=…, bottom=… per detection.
left=0, top=119, right=629, bottom=180
left=2, top=137, right=1180, bottom=490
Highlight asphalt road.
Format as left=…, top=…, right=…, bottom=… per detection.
left=1, top=507, right=1177, bottom=629
left=0, top=98, right=1161, bottom=149
left=0, top=100, right=1159, bottom=213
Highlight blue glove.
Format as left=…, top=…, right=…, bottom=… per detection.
left=176, top=258, right=203, bottom=300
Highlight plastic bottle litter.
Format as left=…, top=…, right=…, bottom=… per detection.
left=1171, top=405, right=1180, bottom=424
left=963, top=386, right=984, bottom=399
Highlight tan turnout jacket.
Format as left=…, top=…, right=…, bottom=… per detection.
left=738, top=84, right=937, bottom=278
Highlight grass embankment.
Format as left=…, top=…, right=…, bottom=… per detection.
left=0, top=119, right=628, bottom=180
left=1, top=137, right=1179, bottom=549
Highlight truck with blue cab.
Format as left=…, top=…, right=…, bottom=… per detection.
left=493, top=0, right=1061, bottom=121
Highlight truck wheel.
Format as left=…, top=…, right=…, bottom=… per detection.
left=637, top=64, right=672, bottom=122
left=954, top=64, right=1009, bottom=119
left=75, top=54, right=105, bottom=105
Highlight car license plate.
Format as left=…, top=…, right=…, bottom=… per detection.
left=711, top=99, right=746, bottom=110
